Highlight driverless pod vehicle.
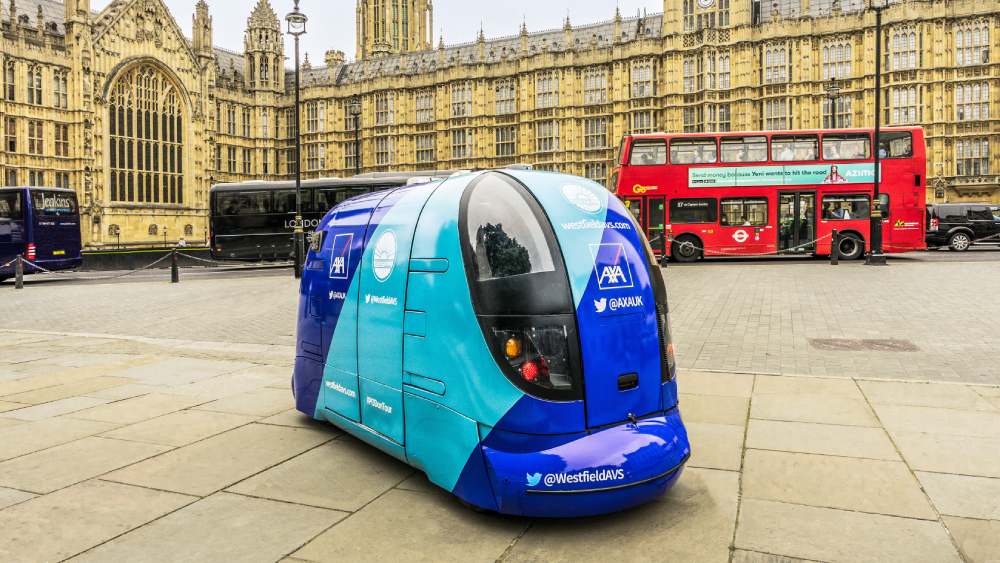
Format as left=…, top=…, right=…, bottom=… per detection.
left=293, top=169, right=689, bottom=517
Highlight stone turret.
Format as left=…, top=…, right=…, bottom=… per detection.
left=243, top=0, right=283, bottom=92
left=192, top=0, right=213, bottom=57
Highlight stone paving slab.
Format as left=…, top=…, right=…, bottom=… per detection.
left=677, top=370, right=755, bottom=397
left=874, top=404, right=1000, bottom=438
left=736, top=499, right=963, bottom=563
left=0, top=376, right=132, bottom=405
left=0, top=396, right=111, bottom=421
left=0, top=436, right=171, bottom=494
left=858, top=380, right=998, bottom=411
left=0, top=487, right=34, bottom=511
left=915, top=472, right=1000, bottom=521
left=891, top=431, right=1000, bottom=479
left=71, top=492, right=345, bottom=563
left=742, top=450, right=937, bottom=520
left=0, top=417, right=119, bottom=461
left=0, top=479, right=193, bottom=563
left=684, top=422, right=745, bottom=471
left=679, top=393, right=749, bottom=426
left=228, top=436, right=413, bottom=512
left=105, top=423, right=333, bottom=496
left=746, top=419, right=900, bottom=461
left=293, top=488, right=527, bottom=563
left=750, top=393, right=879, bottom=427
left=942, top=516, right=1000, bottom=563
left=193, top=387, right=295, bottom=417
left=100, top=410, right=257, bottom=447
left=66, top=393, right=208, bottom=425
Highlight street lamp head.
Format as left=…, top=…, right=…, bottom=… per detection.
left=348, top=96, right=362, bottom=117
left=286, top=0, right=308, bottom=36
left=870, top=0, right=888, bottom=9
left=826, top=77, right=841, bottom=97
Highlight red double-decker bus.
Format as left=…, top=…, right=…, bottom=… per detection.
left=612, top=127, right=927, bottom=262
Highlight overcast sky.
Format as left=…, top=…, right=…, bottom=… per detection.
left=93, top=0, right=662, bottom=63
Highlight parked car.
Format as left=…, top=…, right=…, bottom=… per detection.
left=926, top=203, right=1000, bottom=251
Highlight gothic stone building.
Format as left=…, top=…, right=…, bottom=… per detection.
left=0, top=0, right=996, bottom=248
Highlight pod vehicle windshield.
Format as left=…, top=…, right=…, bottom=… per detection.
left=293, top=170, right=689, bottom=517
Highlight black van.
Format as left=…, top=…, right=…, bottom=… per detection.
left=926, top=203, right=1000, bottom=251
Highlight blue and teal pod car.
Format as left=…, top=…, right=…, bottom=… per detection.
left=292, top=170, right=689, bottom=517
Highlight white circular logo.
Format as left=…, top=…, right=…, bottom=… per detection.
left=561, top=184, right=603, bottom=214
left=698, top=0, right=715, bottom=8
left=372, top=231, right=397, bottom=282
left=732, top=230, right=750, bottom=244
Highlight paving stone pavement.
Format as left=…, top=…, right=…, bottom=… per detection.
left=0, top=258, right=998, bottom=561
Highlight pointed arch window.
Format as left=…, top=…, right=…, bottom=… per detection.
left=108, top=64, right=185, bottom=205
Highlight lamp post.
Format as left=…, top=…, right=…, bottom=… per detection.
left=826, top=77, right=842, bottom=129
left=286, top=0, right=308, bottom=279
left=348, top=96, right=362, bottom=176
left=867, top=0, right=887, bottom=265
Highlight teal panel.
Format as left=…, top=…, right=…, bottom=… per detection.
left=404, top=392, right=482, bottom=491
left=403, top=311, right=426, bottom=337
left=403, top=371, right=446, bottom=396
left=408, top=258, right=449, bottom=273
left=321, top=366, right=361, bottom=422
left=405, top=176, right=524, bottom=429
left=359, top=377, right=405, bottom=444
left=320, top=407, right=406, bottom=462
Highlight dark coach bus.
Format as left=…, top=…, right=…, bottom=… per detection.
left=0, top=187, right=83, bottom=281
left=210, top=173, right=453, bottom=261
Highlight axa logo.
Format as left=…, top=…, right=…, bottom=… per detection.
left=526, top=473, right=543, bottom=487
left=594, top=298, right=608, bottom=313
left=329, top=233, right=354, bottom=280
left=589, top=243, right=634, bottom=291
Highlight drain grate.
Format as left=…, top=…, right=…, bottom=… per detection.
left=809, top=338, right=920, bottom=352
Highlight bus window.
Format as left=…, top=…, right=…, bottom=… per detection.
left=720, top=137, right=767, bottom=163
left=221, top=191, right=270, bottom=215
left=273, top=190, right=301, bottom=214
left=878, top=193, right=891, bottom=219
left=772, top=135, right=819, bottom=162
left=629, top=140, right=667, bottom=166
left=30, top=190, right=77, bottom=217
left=823, top=134, right=871, bottom=160
left=878, top=132, right=913, bottom=158
left=0, top=192, right=22, bottom=220
left=822, top=195, right=870, bottom=220
left=670, top=139, right=717, bottom=164
left=670, top=198, right=718, bottom=224
left=721, top=198, right=767, bottom=227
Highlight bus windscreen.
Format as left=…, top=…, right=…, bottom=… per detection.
left=30, top=191, right=77, bottom=217
left=0, top=192, right=22, bottom=220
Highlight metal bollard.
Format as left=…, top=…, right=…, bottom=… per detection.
left=170, top=249, right=180, bottom=284
left=15, top=254, right=24, bottom=290
left=830, top=230, right=840, bottom=266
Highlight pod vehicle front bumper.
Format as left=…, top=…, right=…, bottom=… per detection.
left=474, top=408, right=690, bottom=518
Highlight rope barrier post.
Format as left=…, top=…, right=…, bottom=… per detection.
left=831, top=230, right=840, bottom=266
left=15, top=254, right=24, bottom=290
left=170, top=248, right=180, bottom=284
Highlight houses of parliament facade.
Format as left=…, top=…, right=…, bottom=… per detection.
left=0, top=0, right=996, bottom=248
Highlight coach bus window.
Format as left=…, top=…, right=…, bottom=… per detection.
left=0, top=192, right=22, bottom=220
left=670, top=198, right=718, bottom=224
left=272, top=190, right=299, bottom=214
left=822, top=195, right=870, bottom=220
left=629, top=140, right=667, bottom=166
left=772, top=135, right=819, bottom=162
left=670, top=139, right=718, bottom=164
left=822, top=134, right=871, bottom=161
left=878, top=193, right=891, bottom=219
left=877, top=132, right=913, bottom=158
left=222, top=191, right=269, bottom=215
left=720, top=137, right=768, bottom=163
left=721, top=198, right=767, bottom=227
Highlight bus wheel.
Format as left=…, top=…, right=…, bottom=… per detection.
left=948, top=232, right=972, bottom=252
left=838, top=234, right=865, bottom=261
left=672, top=236, right=702, bottom=263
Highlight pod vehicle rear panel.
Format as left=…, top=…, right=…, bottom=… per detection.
left=293, top=170, right=689, bottom=517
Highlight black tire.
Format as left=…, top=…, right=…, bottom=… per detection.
left=672, top=235, right=703, bottom=263
left=837, top=234, right=865, bottom=261
left=948, top=232, right=972, bottom=252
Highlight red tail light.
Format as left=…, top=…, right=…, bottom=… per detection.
left=491, top=322, right=576, bottom=396
left=26, top=243, right=36, bottom=261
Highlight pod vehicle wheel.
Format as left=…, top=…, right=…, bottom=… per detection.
left=949, top=232, right=972, bottom=252
left=672, top=235, right=702, bottom=263
left=837, top=233, right=865, bottom=261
